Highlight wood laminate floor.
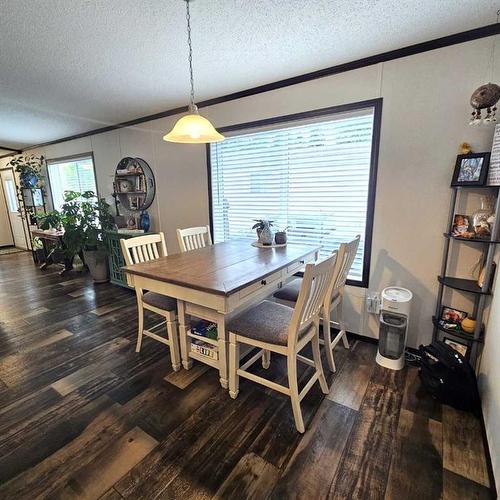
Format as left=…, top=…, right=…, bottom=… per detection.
left=0, top=252, right=495, bottom=499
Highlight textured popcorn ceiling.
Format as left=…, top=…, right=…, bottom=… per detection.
left=0, top=0, right=498, bottom=149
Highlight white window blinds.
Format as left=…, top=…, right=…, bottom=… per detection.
left=209, top=106, right=376, bottom=283
left=48, top=156, right=97, bottom=211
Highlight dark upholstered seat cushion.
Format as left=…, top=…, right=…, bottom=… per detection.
left=143, top=292, right=176, bottom=311
left=274, top=278, right=340, bottom=304
left=227, top=300, right=296, bottom=346
left=273, top=278, right=302, bottom=302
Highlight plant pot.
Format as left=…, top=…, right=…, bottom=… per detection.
left=260, top=227, right=273, bottom=246
left=34, top=248, right=45, bottom=264
left=20, top=173, right=38, bottom=188
left=83, top=249, right=109, bottom=283
left=275, top=231, right=287, bottom=245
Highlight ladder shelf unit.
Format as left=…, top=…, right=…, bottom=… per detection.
left=433, top=185, right=500, bottom=368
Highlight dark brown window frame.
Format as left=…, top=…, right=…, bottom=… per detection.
left=206, top=97, right=382, bottom=288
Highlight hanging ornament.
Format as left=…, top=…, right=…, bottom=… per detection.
left=469, top=83, right=500, bottom=126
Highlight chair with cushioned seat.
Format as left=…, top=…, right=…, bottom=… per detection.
left=273, top=235, right=360, bottom=372
left=228, top=253, right=337, bottom=433
left=120, top=232, right=181, bottom=371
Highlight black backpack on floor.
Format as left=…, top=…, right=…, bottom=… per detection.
left=418, top=340, right=480, bottom=413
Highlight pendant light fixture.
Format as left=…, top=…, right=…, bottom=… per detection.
left=164, top=0, right=224, bottom=143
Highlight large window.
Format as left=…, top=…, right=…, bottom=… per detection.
left=209, top=100, right=381, bottom=286
left=47, top=154, right=97, bottom=211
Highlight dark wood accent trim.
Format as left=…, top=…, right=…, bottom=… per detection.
left=206, top=144, right=214, bottom=239
left=46, top=152, right=95, bottom=165
left=206, top=98, right=382, bottom=289
left=20, top=23, right=500, bottom=152
left=0, top=153, right=15, bottom=160
left=360, top=98, right=382, bottom=288
left=0, top=146, right=22, bottom=153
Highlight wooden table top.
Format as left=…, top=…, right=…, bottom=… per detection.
left=31, top=229, right=64, bottom=241
left=123, top=239, right=319, bottom=296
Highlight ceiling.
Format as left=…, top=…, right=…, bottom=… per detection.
left=0, top=0, right=498, bottom=150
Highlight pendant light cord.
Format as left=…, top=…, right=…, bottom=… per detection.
left=185, top=0, right=196, bottom=111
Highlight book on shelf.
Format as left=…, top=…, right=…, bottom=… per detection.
left=190, top=339, right=218, bottom=360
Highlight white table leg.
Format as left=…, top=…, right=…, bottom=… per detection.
left=216, top=312, right=228, bottom=389
left=177, top=299, right=193, bottom=370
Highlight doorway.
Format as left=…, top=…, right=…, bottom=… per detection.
left=0, top=168, right=28, bottom=249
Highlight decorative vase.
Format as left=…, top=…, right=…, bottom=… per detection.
left=21, top=173, right=38, bottom=188
left=472, top=196, right=493, bottom=237
left=260, top=223, right=273, bottom=245
left=140, top=211, right=150, bottom=232
left=275, top=231, right=287, bottom=245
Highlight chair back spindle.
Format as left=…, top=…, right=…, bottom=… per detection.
left=177, top=225, right=212, bottom=253
left=330, top=235, right=361, bottom=297
left=121, top=232, right=168, bottom=266
left=289, top=252, right=337, bottom=347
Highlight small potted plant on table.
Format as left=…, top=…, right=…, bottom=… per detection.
left=252, top=219, right=274, bottom=245
left=274, top=226, right=289, bottom=245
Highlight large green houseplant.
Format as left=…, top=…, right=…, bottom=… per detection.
left=38, top=191, right=114, bottom=282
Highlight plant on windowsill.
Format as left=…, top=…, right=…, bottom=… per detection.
left=7, top=154, right=45, bottom=188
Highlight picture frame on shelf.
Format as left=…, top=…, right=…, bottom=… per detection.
left=440, top=305, right=468, bottom=325
left=451, top=152, right=490, bottom=187
left=451, top=214, right=471, bottom=237
left=443, top=337, right=468, bottom=357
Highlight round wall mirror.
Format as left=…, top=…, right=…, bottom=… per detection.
left=113, top=157, right=156, bottom=212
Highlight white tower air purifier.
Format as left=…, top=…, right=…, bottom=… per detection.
left=376, top=286, right=413, bottom=370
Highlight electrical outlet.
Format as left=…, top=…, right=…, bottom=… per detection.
left=366, top=293, right=380, bottom=314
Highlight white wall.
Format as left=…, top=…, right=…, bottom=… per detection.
left=0, top=177, right=14, bottom=247
left=3, top=35, right=499, bottom=350
left=479, top=269, right=500, bottom=495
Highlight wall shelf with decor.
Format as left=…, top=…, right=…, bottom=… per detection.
left=111, top=157, right=156, bottom=230
left=433, top=150, right=500, bottom=368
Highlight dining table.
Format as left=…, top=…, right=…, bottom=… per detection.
left=122, top=239, right=320, bottom=388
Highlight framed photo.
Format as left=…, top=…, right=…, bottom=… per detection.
left=441, top=306, right=468, bottom=325
left=451, top=214, right=471, bottom=237
left=451, top=153, right=490, bottom=187
left=443, top=337, right=468, bottom=357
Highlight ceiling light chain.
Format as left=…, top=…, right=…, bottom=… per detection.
left=162, top=0, right=225, bottom=143
left=185, top=0, right=196, bottom=111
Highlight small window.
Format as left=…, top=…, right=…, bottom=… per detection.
left=47, top=155, right=97, bottom=211
left=4, top=179, right=18, bottom=212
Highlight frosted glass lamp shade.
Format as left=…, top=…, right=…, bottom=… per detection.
left=163, top=110, right=224, bottom=143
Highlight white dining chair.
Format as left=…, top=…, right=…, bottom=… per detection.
left=273, top=235, right=360, bottom=372
left=227, top=253, right=337, bottom=433
left=120, top=232, right=181, bottom=371
left=176, top=225, right=212, bottom=252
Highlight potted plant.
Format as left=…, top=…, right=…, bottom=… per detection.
left=252, top=219, right=274, bottom=242
left=274, top=226, right=290, bottom=245
left=8, top=154, right=44, bottom=188
left=32, top=236, right=45, bottom=264
left=37, top=191, right=114, bottom=282
left=79, top=191, right=114, bottom=283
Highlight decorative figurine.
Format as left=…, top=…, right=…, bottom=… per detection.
left=470, top=82, right=500, bottom=125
